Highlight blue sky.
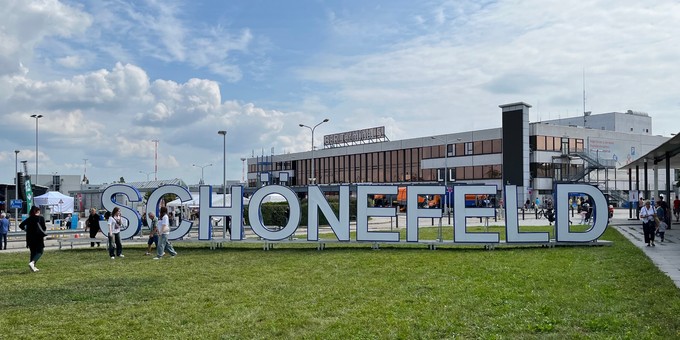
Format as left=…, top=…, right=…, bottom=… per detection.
left=1, top=0, right=679, bottom=186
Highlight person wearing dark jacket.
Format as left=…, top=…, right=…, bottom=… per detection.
left=19, top=206, right=48, bottom=272
left=85, top=208, right=102, bottom=247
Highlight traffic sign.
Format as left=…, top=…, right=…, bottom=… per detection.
left=10, top=199, right=23, bottom=209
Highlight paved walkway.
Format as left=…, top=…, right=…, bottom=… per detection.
left=612, top=217, right=680, bottom=289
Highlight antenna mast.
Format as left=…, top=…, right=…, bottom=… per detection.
left=583, top=68, right=587, bottom=127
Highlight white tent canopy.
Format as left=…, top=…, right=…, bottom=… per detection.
left=34, top=191, right=75, bottom=214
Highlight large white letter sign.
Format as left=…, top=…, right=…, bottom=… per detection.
left=248, top=185, right=300, bottom=241
left=555, top=184, right=608, bottom=242
left=453, top=185, right=499, bottom=243
left=100, top=184, right=142, bottom=240
left=406, top=186, right=444, bottom=242
left=198, top=186, right=244, bottom=241
left=504, top=185, right=549, bottom=243
left=307, top=185, right=350, bottom=241
left=356, top=185, right=399, bottom=242
left=146, top=185, right=193, bottom=240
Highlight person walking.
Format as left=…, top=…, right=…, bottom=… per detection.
left=153, top=206, right=177, bottom=260
left=85, top=208, right=102, bottom=247
left=657, top=195, right=670, bottom=228
left=18, top=206, right=47, bottom=272
left=639, top=200, right=656, bottom=247
left=107, top=208, right=125, bottom=259
left=145, top=212, right=158, bottom=256
left=0, top=213, right=9, bottom=250
left=655, top=216, right=667, bottom=242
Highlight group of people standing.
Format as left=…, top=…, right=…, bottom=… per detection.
left=144, top=207, right=178, bottom=259
left=86, top=206, right=177, bottom=260
left=639, top=195, right=672, bottom=247
left=16, top=205, right=178, bottom=273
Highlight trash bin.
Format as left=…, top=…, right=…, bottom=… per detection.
left=71, top=215, right=79, bottom=229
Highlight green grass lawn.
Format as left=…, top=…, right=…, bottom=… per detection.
left=1, top=226, right=679, bottom=339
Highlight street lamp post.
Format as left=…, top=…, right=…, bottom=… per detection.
left=595, top=149, right=601, bottom=187
left=299, top=118, right=329, bottom=184
left=240, top=157, right=246, bottom=183
left=431, top=137, right=454, bottom=232
left=217, top=131, right=227, bottom=204
left=192, top=163, right=213, bottom=185
left=14, top=150, right=19, bottom=231
left=138, top=170, right=154, bottom=181
left=30, top=114, right=43, bottom=183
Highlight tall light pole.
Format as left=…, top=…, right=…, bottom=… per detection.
left=82, top=158, right=88, bottom=183
left=192, top=163, right=213, bottom=185
left=14, top=150, right=19, bottom=230
left=299, top=118, right=329, bottom=184
left=30, top=114, right=43, bottom=183
left=138, top=170, right=154, bottom=181
left=595, top=149, right=601, bottom=187
left=432, top=136, right=456, bottom=228
left=20, top=160, right=28, bottom=215
left=152, top=139, right=159, bottom=181
left=240, top=157, right=246, bottom=183
left=218, top=130, right=227, bottom=203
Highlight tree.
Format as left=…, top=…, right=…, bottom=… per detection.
left=119, top=177, right=125, bottom=183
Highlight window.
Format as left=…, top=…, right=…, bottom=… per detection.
left=455, top=143, right=465, bottom=156
left=473, top=141, right=482, bottom=155
left=465, top=142, right=473, bottom=155
left=482, top=140, right=492, bottom=154
left=492, top=139, right=502, bottom=153
left=536, top=136, right=546, bottom=150
left=422, top=146, right=431, bottom=159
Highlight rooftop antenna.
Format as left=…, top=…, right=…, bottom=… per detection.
left=583, top=67, right=587, bottom=127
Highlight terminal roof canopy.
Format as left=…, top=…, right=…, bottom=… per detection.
left=620, top=133, right=680, bottom=170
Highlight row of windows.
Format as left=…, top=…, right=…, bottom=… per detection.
left=248, top=138, right=506, bottom=187
left=531, top=163, right=585, bottom=179
left=248, top=164, right=502, bottom=187
left=249, top=139, right=504, bottom=174
left=248, top=149, right=502, bottom=187
left=531, top=135, right=585, bottom=153
left=422, top=139, right=503, bottom=159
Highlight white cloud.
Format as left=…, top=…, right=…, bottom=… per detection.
left=86, top=0, right=252, bottom=82
left=56, top=55, right=85, bottom=69
left=2, top=0, right=679, bottom=185
left=297, top=0, right=680, bottom=138
left=1, top=58, right=307, bottom=183
left=0, top=0, right=91, bottom=76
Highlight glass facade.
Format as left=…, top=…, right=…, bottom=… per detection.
left=248, top=138, right=504, bottom=187
left=531, top=135, right=584, bottom=153
left=528, top=135, right=586, bottom=179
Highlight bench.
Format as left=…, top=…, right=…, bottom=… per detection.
left=57, top=237, right=108, bottom=250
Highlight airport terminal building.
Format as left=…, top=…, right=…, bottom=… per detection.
left=246, top=102, right=672, bottom=205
